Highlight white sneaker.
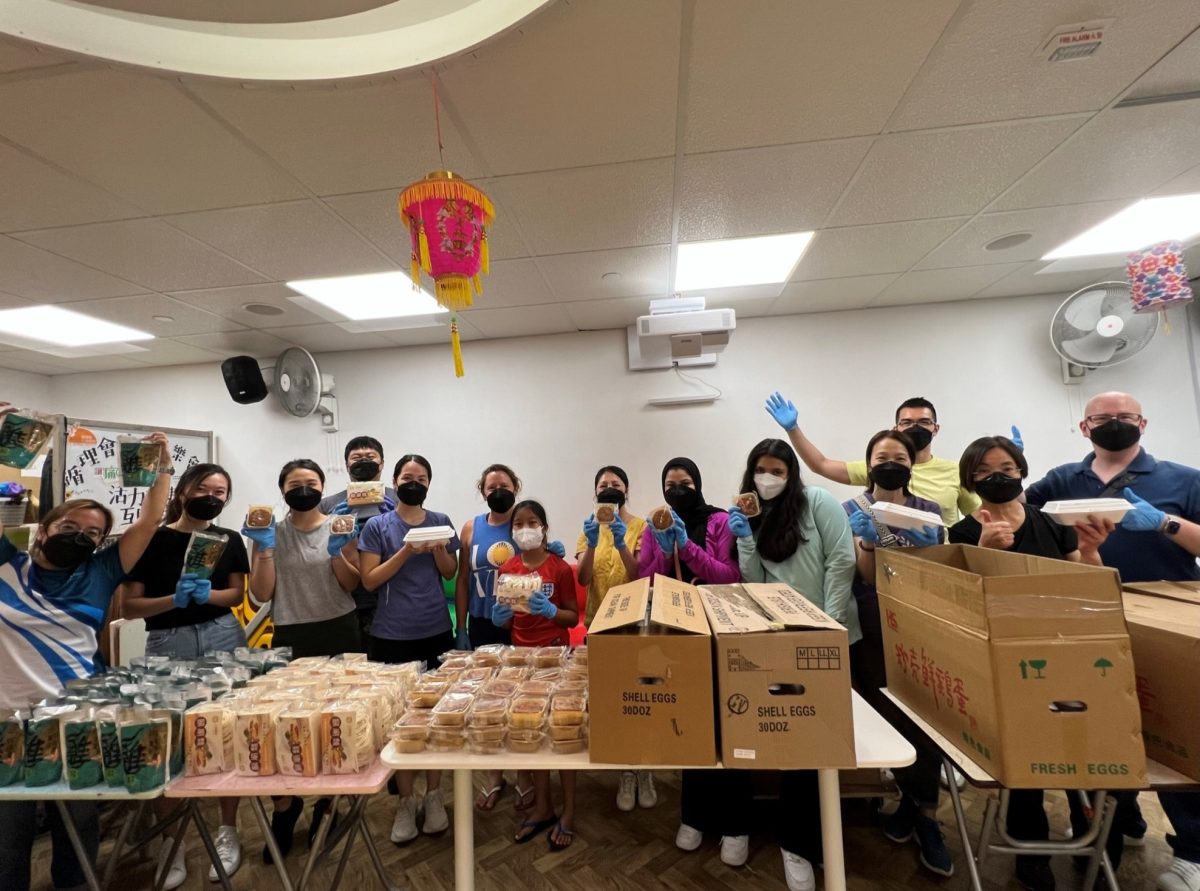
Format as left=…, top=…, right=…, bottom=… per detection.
left=636, top=770, right=658, bottom=809
left=1159, top=858, right=1200, bottom=891
left=422, top=789, right=449, bottom=834
left=782, top=849, right=816, bottom=891
left=720, top=835, right=750, bottom=867
left=616, top=771, right=637, bottom=812
left=675, top=823, right=703, bottom=851
left=391, top=796, right=418, bottom=844
left=940, top=767, right=966, bottom=791
left=155, top=838, right=187, bottom=891
left=207, top=825, right=241, bottom=882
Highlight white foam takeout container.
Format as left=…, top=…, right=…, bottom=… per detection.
left=404, top=525, right=456, bottom=544
left=1040, top=498, right=1132, bottom=526
left=869, top=501, right=945, bottom=531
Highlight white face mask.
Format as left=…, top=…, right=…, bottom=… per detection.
left=754, top=473, right=787, bottom=501
left=513, top=527, right=544, bottom=552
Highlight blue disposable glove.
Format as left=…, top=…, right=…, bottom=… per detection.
left=455, top=628, right=471, bottom=650
left=1010, top=425, right=1024, bottom=452
left=242, top=520, right=276, bottom=550
left=848, top=507, right=879, bottom=544
left=490, top=600, right=513, bottom=626
left=529, top=591, right=558, bottom=620
left=173, top=573, right=198, bottom=609
left=332, top=500, right=350, bottom=516
left=727, top=507, right=753, bottom=539
left=671, top=515, right=688, bottom=550
left=765, top=391, right=799, bottom=431
left=609, top=513, right=628, bottom=547
left=583, top=515, right=600, bottom=549
left=547, top=539, right=566, bottom=558
left=907, top=525, right=941, bottom=548
left=652, top=524, right=675, bottom=554
left=1120, top=489, right=1166, bottom=532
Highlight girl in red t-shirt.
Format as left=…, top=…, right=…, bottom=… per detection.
left=490, top=500, right=579, bottom=849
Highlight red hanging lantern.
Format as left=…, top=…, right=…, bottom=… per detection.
left=399, top=170, right=494, bottom=377
left=1125, top=240, right=1194, bottom=314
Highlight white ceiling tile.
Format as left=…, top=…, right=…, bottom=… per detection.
left=0, top=290, right=32, bottom=310
left=771, top=274, right=901, bottom=315
left=0, top=349, right=150, bottom=373
left=794, top=218, right=968, bottom=280
left=189, top=78, right=480, bottom=195
left=0, top=144, right=141, bottom=233
left=468, top=259, right=554, bottom=309
left=325, top=184, right=529, bottom=264
left=914, top=201, right=1132, bottom=269
left=888, top=0, right=1200, bottom=130
left=0, top=69, right=306, bottom=214
left=0, top=235, right=146, bottom=301
left=167, top=283, right=329, bottom=328
left=162, top=200, right=392, bottom=281
left=489, top=160, right=673, bottom=255
left=870, top=263, right=1029, bottom=307
left=1100, top=19, right=1200, bottom=102
left=536, top=246, right=669, bottom=302
left=439, top=0, right=678, bottom=175
left=830, top=119, right=1085, bottom=227
left=380, top=320, right=482, bottom=348
left=0, top=351, right=67, bottom=375
left=679, top=139, right=872, bottom=240
left=124, top=340, right=229, bottom=367
left=565, top=296, right=653, bottom=332
left=972, top=261, right=1125, bottom=301
left=14, top=220, right=268, bottom=291
left=174, top=329, right=292, bottom=360
left=1153, top=162, right=1200, bottom=197
left=75, top=294, right=244, bottom=337
left=458, top=304, right=577, bottom=338
left=685, top=0, right=961, bottom=152
left=992, top=99, right=1200, bottom=211
left=253, top=324, right=396, bottom=353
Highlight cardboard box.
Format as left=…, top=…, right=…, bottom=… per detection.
left=877, top=545, right=1146, bottom=789
left=1122, top=581, right=1200, bottom=781
left=587, top=575, right=717, bottom=765
left=699, top=583, right=855, bottom=769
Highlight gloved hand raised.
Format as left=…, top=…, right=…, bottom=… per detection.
left=727, top=508, right=753, bottom=539
left=241, top=520, right=276, bottom=550
left=1120, top=489, right=1166, bottom=532
left=609, top=513, right=628, bottom=547
left=490, top=600, right=514, bottom=626
left=765, top=391, right=799, bottom=432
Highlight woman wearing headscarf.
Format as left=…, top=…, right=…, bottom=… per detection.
left=636, top=457, right=739, bottom=585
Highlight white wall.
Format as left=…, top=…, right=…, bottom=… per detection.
left=2, top=368, right=52, bottom=408
left=26, top=293, right=1200, bottom=538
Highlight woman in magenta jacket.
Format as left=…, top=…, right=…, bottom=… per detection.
left=637, top=456, right=739, bottom=584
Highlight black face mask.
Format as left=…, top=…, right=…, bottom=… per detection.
left=284, top=486, right=322, bottom=512
left=596, top=487, right=626, bottom=507
left=40, top=532, right=97, bottom=569
left=975, top=473, right=1024, bottom=504
left=1089, top=419, right=1141, bottom=452
left=869, top=462, right=912, bottom=492
left=184, top=495, right=224, bottom=522
left=901, top=425, right=934, bottom=451
left=397, top=481, right=428, bottom=506
left=348, top=459, right=380, bottom=482
left=664, top=485, right=699, bottom=512
left=485, top=488, right=515, bottom=513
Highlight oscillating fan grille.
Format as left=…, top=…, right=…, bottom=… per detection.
left=1050, top=282, right=1159, bottom=368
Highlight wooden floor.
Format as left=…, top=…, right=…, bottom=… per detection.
left=32, top=771, right=1176, bottom=890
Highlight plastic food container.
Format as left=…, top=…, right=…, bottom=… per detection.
left=508, top=697, right=549, bottom=730
left=245, top=506, right=274, bottom=529
left=427, top=729, right=465, bottom=751
left=869, top=501, right=945, bottom=530
left=505, top=731, right=544, bottom=754
left=330, top=515, right=355, bottom=535
left=516, top=681, right=554, bottom=698
left=431, top=692, right=474, bottom=726
left=549, top=722, right=587, bottom=742
left=650, top=506, right=673, bottom=531
left=482, top=679, right=519, bottom=700
left=403, top=525, right=455, bottom=545
left=1041, top=498, right=1133, bottom=526
left=550, top=738, right=587, bottom=755
left=468, top=696, right=509, bottom=727
left=595, top=502, right=617, bottom=524
left=502, top=647, right=535, bottom=667
left=549, top=694, right=586, bottom=727
left=469, top=738, right=505, bottom=755
left=733, top=492, right=761, bottom=518
left=533, top=646, right=566, bottom=668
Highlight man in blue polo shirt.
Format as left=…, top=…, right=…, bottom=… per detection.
left=1026, top=391, right=1200, bottom=891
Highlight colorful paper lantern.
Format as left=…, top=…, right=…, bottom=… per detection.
left=399, top=170, right=494, bottom=377
left=1125, top=240, right=1194, bottom=314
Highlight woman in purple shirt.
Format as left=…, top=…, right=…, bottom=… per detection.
left=637, top=457, right=739, bottom=585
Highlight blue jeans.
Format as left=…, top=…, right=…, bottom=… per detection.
left=1160, top=792, right=1200, bottom=863
left=144, top=612, right=245, bottom=659
left=0, top=800, right=99, bottom=891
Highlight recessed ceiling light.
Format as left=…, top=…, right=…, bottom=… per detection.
left=0, top=305, right=154, bottom=346
left=985, top=232, right=1033, bottom=251
left=152, top=315, right=174, bottom=323
left=675, top=232, right=815, bottom=291
left=243, top=303, right=285, bottom=316
left=286, top=272, right=448, bottom=321
left=1043, top=193, right=1200, bottom=259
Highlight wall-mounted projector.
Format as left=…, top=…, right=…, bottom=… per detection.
left=627, top=298, right=736, bottom=371
left=636, top=308, right=735, bottom=338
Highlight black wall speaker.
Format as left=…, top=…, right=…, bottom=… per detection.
left=221, top=355, right=268, bottom=404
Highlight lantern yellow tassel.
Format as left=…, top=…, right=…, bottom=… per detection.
left=451, top=317, right=464, bottom=378
left=480, top=231, right=490, bottom=275
left=472, top=274, right=482, bottom=295
left=435, top=277, right=474, bottom=312
left=418, top=224, right=431, bottom=273
left=409, top=252, right=420, bottom=289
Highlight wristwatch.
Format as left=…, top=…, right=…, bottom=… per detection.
left=157, top=466, right=176, bottom=476
left=1161, top=515, right=1181, bottom=535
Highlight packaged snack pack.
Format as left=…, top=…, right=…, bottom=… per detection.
left=120, top=708, right=170, bottom=792
left=0, top=411, right=55, bottom=470
left=595, top=503, right=616, bottom=524
left=24, top=711, right=66, bottom=787
left=495, top=575, right=541, bottom=614
left=118, top=436, right=162, bottom=488
left=330, top=514, right=356, bottom=535
left=0, top=710, right=24, bottom=786
left=61, top=711, right=103, bottom=790
left=182, top=531, right=228, bottom=581
left=650, top=506, right=674, bottom=531
left=276, top=707, right=321, bottom=778
left=183, top=704, right=234, bottom=777
left=733, top=492, right=761, bottom=518
left=233, top=707, right=278, bottom=778
left=347, top=481, right=385, bottom=506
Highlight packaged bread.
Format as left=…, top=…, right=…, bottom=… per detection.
left=339, top=652, right=368, bottom=663
left=183, top=703, right=234, bottom=777
left=495, top=575, right=541, bottom=614
left=650, top=506, right=674, bottom=531
left=438, top=655, right=473, bottom=671
left=470, top=644, right=505, bottom=667
left=346, top=481, right=385, bottom=506
left=505, top=731, right=544, bottom=754
left=550, top=694, right=586, bottom=726
left=320, top=701, right=373, bottom=774
left=468, top=696, right=509, bottom=727
left=431, top=692, right=474, bottom=727
left=345, top=688, right=390, bottom=750
left=0, top=410, right=55, bottom=469
left=276, top=707, right=321, bottom=777
left=390, top=709, right=432, bottom=741
left=550, top=738, right=587, bottom=755
left=549, top=722, right=587, bottom=742
left=234, top=706, right=279, bottom=777
left=733, top=491, right=762, bottom=518
left=0, top=709, right=25, bottom=787
left=330, top=514, right=356, bottom=536
left=509, top=697, right=548, bottom=730
left=61, top=710, right=103, bottom=790
left=594, top=502, right=616, bottom=524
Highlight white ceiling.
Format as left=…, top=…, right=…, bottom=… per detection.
left=1, top=0, right=1200, bottom=374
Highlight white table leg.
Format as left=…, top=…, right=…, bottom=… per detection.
left=817, top=768, right=845, bottom=891
left=453, top=768, right=474, bottom=891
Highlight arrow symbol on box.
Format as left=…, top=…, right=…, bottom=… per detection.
left=1019, top=660, right=1028, bottom=680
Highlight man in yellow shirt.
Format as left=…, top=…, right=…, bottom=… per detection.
left=765, top=393, right=980, bottom=525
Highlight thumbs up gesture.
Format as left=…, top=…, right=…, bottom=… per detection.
left=977, top=509, right=1015, bottom=550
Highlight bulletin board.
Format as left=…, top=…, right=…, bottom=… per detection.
left=60, top=419, right=215, bottom=532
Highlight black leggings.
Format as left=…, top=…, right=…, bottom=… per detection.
left=679, top=770, right=823, bottom=862
left=369, top=630, right=456, bottom=668
left=273, top=610, right=361, bottom=658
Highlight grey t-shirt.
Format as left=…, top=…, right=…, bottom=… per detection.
left=272, top=516, right=356, bottom=627
left=319, top=486, right=396, bottom=612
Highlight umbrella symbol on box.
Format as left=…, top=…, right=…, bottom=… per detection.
left=1095, top=658, right=1113, bottom=677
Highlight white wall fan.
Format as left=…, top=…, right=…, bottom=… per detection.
left=1050, top=281, right=1159, bottom=383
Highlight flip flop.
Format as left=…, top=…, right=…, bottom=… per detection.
left=548, top=820, right=575, bottom=851
left=475, top=778, right=508, bottom=812
left=514, top=816, right=557, bottom=844
left=513, top=784, right=535, bottom=812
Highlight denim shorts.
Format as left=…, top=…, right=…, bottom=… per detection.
left=145, top=612, right=246, bottom=659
